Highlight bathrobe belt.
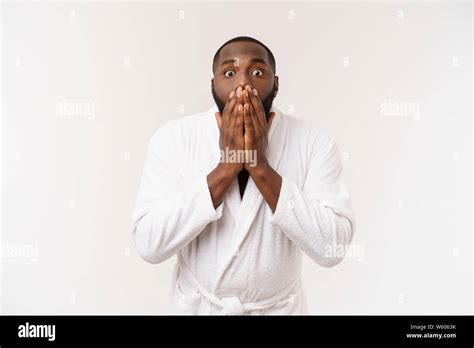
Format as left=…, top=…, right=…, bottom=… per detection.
left=177, top=254, right=301, bottom=315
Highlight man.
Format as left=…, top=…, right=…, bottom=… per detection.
left=132, top=36, right=355, bottom=315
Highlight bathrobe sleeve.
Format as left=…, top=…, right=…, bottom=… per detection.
left=270, top=131, right=355, bottom=267
left=132, top=122, right=224, bottom=264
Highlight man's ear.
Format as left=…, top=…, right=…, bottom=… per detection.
left=273, top=76, right=279, bottom=97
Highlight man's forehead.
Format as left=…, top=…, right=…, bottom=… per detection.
left=218, top=41, right=269, bottom=65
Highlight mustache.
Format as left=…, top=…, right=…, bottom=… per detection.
left=212, top=84, right=276, bottom=119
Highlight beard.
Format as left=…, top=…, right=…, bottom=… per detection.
left=212, top=82, right=277, bottom=120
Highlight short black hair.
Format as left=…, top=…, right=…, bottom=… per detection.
left=212, top=36, right=276, bottom=75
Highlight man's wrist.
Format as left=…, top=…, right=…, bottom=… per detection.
left=247, top=161, right=272, bottom=179
left=216, top=162, right=242, bottom=178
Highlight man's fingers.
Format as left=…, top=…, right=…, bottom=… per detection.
left=223, top=95, right=239, bottom=130
left=229, top=86, right=243, bottom=129
left=223, top=94, right=237, bottom=117
left=222, top=89, right=238, bottom=119
left=248, top=87, right=266, bottom=129
left=244, top=102, right=250, bottom=124
left=243, top=102, right=253, bottom=132
left=244, top=88, right=259, bottom=131
left=229, top=97, right=240, bottom=130
left=235, top=104, right=243, bottom=132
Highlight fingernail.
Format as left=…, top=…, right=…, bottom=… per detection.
left=237, top=86, right=242, bottom=93
left=237, top=90, right=242, bottom=98
left=229, top=91, right=235, bottom=98
left=246, top=85, right=252, bottom=92
left=238, top=104, right=243, bottom=111
left=253, top=88, right=258, bottom=96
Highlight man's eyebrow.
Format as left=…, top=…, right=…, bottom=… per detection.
left=248, top=58, right=268, bottom=65
left=219, top=57, right=268, bottom=67
left=220, top=58, right=237, bottom=66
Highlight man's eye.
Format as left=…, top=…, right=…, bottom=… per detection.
left=252, top=69, right=263, bottom=77
left=224, top=70, right=236, bottom=77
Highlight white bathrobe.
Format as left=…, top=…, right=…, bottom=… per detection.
left=132, top=104, right=355, bottom=315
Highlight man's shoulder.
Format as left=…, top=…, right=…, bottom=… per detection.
left=281, top=111, right=338, bottom=160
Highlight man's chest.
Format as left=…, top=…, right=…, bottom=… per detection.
left=237, top=169, right=249, bottom=199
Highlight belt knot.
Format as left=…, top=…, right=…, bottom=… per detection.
left=221, top=296, right=243, bottom=315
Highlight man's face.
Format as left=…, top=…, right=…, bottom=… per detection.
left=211, top=41, right=279, bottom=118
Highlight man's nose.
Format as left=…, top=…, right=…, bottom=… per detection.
left=236, top=77, right=252, bottom=91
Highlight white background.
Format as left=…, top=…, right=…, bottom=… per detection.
left=1, top=1, right=472, bottom=314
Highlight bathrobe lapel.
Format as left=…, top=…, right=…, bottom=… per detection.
left=225, top=179, right=241, bottom=222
